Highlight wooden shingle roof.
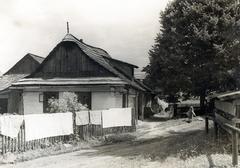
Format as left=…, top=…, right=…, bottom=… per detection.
left=4, top=53, right=44, bottom=75
left=12, top=34, right=145, bottom=91
left=0, top=74, right=28, bottom=92
left=61, top=34, right=145, bottom=91
left=28, top=53, right=45, bottom=64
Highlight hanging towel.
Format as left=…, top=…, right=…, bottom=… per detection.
left=157, top=98, right=169, bottom=111
left=89, top=110, right=102, bottom=125
left=102, top=108, right=132, bottom=128
left=0, top=115, right=24, bottom=138
left=75, top=111, right=89, bottom=125
left=24, top=112, right=73, bottom=141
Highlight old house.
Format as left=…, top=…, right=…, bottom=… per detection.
left=4, top=34, right=148, bottom=121
left=0, top=53, right=44, bottom=114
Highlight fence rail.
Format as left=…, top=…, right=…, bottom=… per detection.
left=206, top=116, right=240, bottom=166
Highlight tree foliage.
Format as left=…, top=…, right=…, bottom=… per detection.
left=144, top=0, right=240, bottom=101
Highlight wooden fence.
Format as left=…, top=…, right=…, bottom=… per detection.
left=0, top=121, right=71, bottom=154
left=0, top=109, right=136, bottom=154
left=206, top=115, right=240, bottom=166
left=77, top=125, right=135, bottom=140
left=76, top=108, right=136, bottom=139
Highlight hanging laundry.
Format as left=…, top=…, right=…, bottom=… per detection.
left=156, top=97, right=169, bottom=112
left=75, top=111, right=89, bottom=126
left=102, top=108, right=132, bottom=128
left=0, top=115, right=23, bottom=138
left=89, top=110, right=102, bottom=125
left=24, top=112, right=73, bottom=141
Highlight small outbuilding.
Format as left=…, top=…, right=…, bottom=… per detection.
left=207, top=91, right=240, bottom=130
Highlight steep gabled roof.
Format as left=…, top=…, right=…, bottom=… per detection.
left=63, top=34, right=111, bottom=58
left=4, top=53, right=44, bottom=75
left=0, top=53, right=44, bottom=92
left=61, top=34, right=145, bottom=91
left=28, top=53, right=45, bottom=64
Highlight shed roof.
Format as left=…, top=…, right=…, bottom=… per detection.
left=208, top=91, right=240, bottom=101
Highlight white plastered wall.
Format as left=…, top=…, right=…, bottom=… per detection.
left=91, top=92, right=123, bottom=110
left=23, top=92, right=43, bottom=114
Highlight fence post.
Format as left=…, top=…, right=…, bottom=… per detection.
left=101, top=111, right=104, bottom=137
left=232, top=130, right=238, bottom=166
left=23, top=120, right=26, bottom=152
left=205, top=116, right=209, bottom=134
left=2, top=135, right=5, bottom=155
left=214, top=122, right=218, bottom=141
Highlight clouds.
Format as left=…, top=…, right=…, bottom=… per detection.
left=0, top=0, right=170, bottom=73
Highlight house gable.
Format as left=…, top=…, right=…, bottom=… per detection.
left=4, top=54, right=44, bottom=75
left=30, top=41, right=115, bottom=78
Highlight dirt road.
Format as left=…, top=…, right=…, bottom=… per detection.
left=1, top=118, right=234, bottom=168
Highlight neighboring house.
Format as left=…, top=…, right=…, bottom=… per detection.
left=134, top=71, right=146, bottom=82
left=0, top=53, right=44, bottom=114
left=4, top=34, right=149, bottom=121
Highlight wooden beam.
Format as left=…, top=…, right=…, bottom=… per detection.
left=214, top=121, right=218, bottom=141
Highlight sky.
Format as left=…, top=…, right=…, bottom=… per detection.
left=0, top=0, right=171, bottom=74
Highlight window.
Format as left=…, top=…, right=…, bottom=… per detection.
left=75, top=92, right=91, bottom=109
left=122, top=94, right=127, bottom=108
left=43, top=92, right=59, bottom=113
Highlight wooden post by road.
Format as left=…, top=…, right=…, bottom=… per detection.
left=205, top=116, right=209, bottom=134
left=232, top=130, right=238, bottom=166
left=214, top=121, right=218, bottom=141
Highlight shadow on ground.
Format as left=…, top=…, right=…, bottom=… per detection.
left=74, top=122, right=231, bottom=165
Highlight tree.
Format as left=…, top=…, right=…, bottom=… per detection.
left=144, top=0, right=240, bottom=112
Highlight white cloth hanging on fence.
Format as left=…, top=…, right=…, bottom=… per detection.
left=0, top=115, right=23, bottom=138
left=102, top=108, right=132, bottom=128
left=76, top=111, right=89, bottom=125
left=89, top=110, right=102, bottom=125
left=24, top=112, right=73, bottom=141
